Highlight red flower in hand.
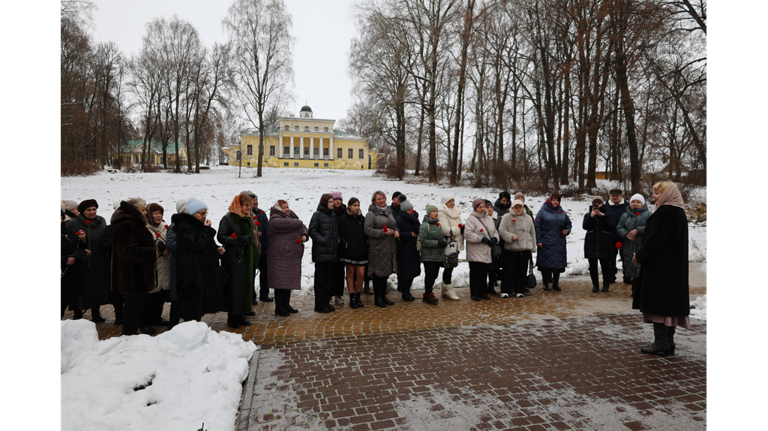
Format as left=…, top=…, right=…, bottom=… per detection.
left=254, top=221, right=260, bottom=226
left=85, top=220, right=91, bottom=224
left=458, top=223, right=463, bottom=228
left=155, top=233, right=161, bottom=238
left=260, top=210, right=264, bottom=214
left=382, top=225, right=388, bottom=232
left=615, top=242, right=622, bottom=249
left=164, top=225, right=169, bottom=229
left=436, top=222, right=440, bottom=226
left=635, top=212, right=640, bottom=216
left=231, top=233, right=237, bottom=239
left=76, top=230, right=84, bottom=235
left=295, top=238, right=301, bottom=244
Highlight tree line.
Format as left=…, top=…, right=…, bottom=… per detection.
left=346, top=0, right=706, bottom=192
left=61, top=0, right=294, bottom=176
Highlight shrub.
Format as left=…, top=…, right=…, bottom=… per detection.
left=61, top=160, right=101, bottom=177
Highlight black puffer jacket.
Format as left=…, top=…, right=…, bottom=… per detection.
left=308, top=204, right=339, bottom=263
left=338, top=210, right=368, bottom=262
left=396, top=211, right=422, bottom=280
left=582, top=205, right=617, bottom=260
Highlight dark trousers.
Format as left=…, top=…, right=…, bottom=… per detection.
left=588, top=258, right=613, bottom=287
left=487, top=269, right=499, bottom=290
left=332, top=260, right=346, bottom=297
left=372, top=275, right=388, bottom=296
left=314, top=262, right=333, bottom=310
left=400, top=277, right=414, bottom=293
left=423, top=262, right=441, bottom=295
left=109, top=290, right=123, bottom=319
left=122, top=292, right=147, bottom=335
left=442, top=265, right=454, bottom=284
left=142, top=291, right=165, bottom=325
left=502, top=250, right=530, bottom=295
left=257, top=253, right=270, bottom=299
left=607, top=247, right=619, bottom=282
left=469, top=262, right=489, bottom=297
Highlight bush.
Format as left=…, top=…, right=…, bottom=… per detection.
left=61, top=160, right=102, bottom=177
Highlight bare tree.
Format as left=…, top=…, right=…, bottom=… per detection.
left=224, top=0, right=294, bottom=178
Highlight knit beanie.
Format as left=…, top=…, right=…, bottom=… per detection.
left=78, top=199, right=98, bottom=214
left=241, top=190, right=256, bottom=199
left=400, top=199, right=414, bottom=213
left=426, top=205, right=438, bottom=216
left=186, top=198, right=207, bottom=215
left=473, top=198, right=485, bottom=210
left=514, top=192, right=525, bottom=200
left=176, top=199, right=188, bottom=214
left=592, top=196, right=604, bottom=205
left=331, top=191, right=342, bottom=200
left=441, top=194, right=454, bottom=205
left=629, top=193, right=645, bottom=205
left=392, top=191, right=402, bottom=200
left=112, top=201, right=121, bottom=211
left=484, top=199, right=493, bottom=207
left=397, top=194, right=407, bottom=203
left=63, top=200, right=79, bottom=212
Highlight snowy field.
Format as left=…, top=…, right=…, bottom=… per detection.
left=62, top=166, right=706, bottom=295
left=60, top=167, right=706, bottom=430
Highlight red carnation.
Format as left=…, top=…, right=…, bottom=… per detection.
left=635, top=212, right=640, bottom=216
left=295, top=239, right=301, bottom=244
left=558, top=211, right=563, bottom=214
left=155, top=233, right=161, bottom=238
left=480, top=229, right=483, bottom=232
left=76, top=230, right=84, bottom=235
left=260, top=210, right=264, bottom=214
left=511, top=219, right=516, bottom=223
left=458, top=223, right=463, bottom=228
left=383, top=225, right=388, bottom=232
left=231, top=233, right=237, bottom=239
left=615, top=242, right=622, bottom=249
left=85, top=220, right=91, bottom=224
left=164, top=225, right=169, bottom=229
left=254, top=221, right=260, bottom=226
left=436, top=222, right=440, bottom=226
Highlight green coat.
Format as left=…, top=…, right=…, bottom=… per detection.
left=217, top=213, right=260, bottom=314
left=419, top=216, right=445, bottom=263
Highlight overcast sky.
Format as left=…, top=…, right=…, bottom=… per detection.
left=92, top=0, right=359, bottom=125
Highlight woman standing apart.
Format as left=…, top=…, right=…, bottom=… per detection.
left=309, top=194, right=340, bottom=313
left=438, top=194, right=464, bottom=300
left=218, top=194, right=260, bottom=328
left=632, top=181, right=690, bottom=356
left=395, top=199, right=420, bottom=302
left=498, top=200, right=537, bottom=298
left=66, top=199, right=108, bottom=322
left=111, top=198, right=157, bottom=336
left=464, top=198, right=500, bottom=301
left=268, top=200, right=309, bottom=316
left=338, top=198, right=368, bottom=309
left=535, top=193, right=572, bottom=291
left=174, top=198, right=225, bottom=323
left=617, top=194, right=652, bottom=289
left=364, top=191, right=400, bottom=308
left=419, top=205, right=446, bottom=305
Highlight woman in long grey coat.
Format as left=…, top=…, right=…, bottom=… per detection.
left=364, top=190, right=400, bottom=308
left=617, top=193, right=652, bottom=287
left=268, top=200, right=309, bottom=316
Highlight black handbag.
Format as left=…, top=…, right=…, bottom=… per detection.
left=526, top=258, right=537, bottom=289
left=443, top=231, right=459, bottom=269
left=478, top=218, right=502, bottom=259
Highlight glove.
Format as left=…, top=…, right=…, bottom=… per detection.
left=241, top=235, right=254, bottom=243
left=437, top=239, right=447, bottom=248
left=480, top=237, right=491, bottom=245
left=156, top=242, right=167, bottom=253
left=460, top=226, right=465, bottom=235
left=75, top=249, right=90, bottom=262
left=490, top=237, right=498, bottom=245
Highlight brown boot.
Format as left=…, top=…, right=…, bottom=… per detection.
left=363, top=281, right=374, bottom=295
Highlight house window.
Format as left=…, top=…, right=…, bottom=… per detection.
left=294, top=147, right=300, bottom=155
left=247, top=162, right=250, bottom=166
left=348, top=149, right=353, bottom=158
left=294, top=162, right=299, bottom=167
left=270, top=146, right=275, bottom=156
left=134, top=155, right=140, bottom=163
left=361, top=165, right=364, bottom=169
left=284, top=162, right=289, bottom=166
left=284, top=125, right=289, bottom=131
left=314, top=163, right=319, bottom=167
left=284, top=146, right=290, bottom=155
left=324, top=163, right=329, bottom=167
left=337, top=148, right=342, bottom=158
left=313, top=147, right=319, bottom=156
left=304, top=126, right=309, bottom=132
left=295, top=126, right=299, bottom=131
left=324, top=127, right=329, bottom=132
left=247, top=145, right=253, bottom=155
left=359, top=149, right=364, bottom=159
left=314, top=127, right=319, bottom=132
left=305, top=113, right=310, bottom=117
left=304, top=147, right=309, bottom=156
left=236, top=151, right=241, bottom=161
left=323, top=148, right=329, bottom=156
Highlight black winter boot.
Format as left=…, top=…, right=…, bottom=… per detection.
left=374, top=295, right=387, bottom=308
left=541, top=270, right=550, bottom=291
left=274, top=290, right=290, bottom=316
left=355, top=292, right=364, bottom=308
left=350, top=293, right=360, bottom=309
left=552, top=272, right=561, bottom=291
left=640, top=323, right=671, bottom=355
left=91, top=307, right=106, bottom=323
left=668, top=326, right=676, bottom=356
left=284, top=290, right=298, bottom=313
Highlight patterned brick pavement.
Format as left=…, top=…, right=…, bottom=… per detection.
left=63, top=272, right=707, bottom=430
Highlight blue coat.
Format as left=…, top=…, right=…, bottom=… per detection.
left=535, top=202, right=572, bottom=270
left=396, top=211, right=422, bottom=280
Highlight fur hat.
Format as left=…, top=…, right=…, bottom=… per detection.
left=400, top=199, right=414, bottom=213
left=629, top=193, right=645, bottom=205
left=331, top=191, right=342, bottom=200
left=426, top=204, right=438, bottom=216
left=176, top=199, right=188, bottom=214
left=441, top=194, right=454, bottom=205
left=186, top=198, right=207, bottom=215
left=78, top=199, right=98, bottom=214
left=473, top=198, right=485, bottom=210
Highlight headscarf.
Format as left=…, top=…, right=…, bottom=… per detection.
left=545, top=193, right=562, bottom=208
left=145, top=203, right=163, bottom=226
left=228, top=194, right=250, bottom=215
left=655, top=182, right=685, bottom=209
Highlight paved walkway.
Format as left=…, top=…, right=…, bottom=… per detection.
left=63, top=264, right=707, bottom=430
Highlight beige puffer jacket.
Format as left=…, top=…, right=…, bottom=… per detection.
left=438, top=195, right=465, bottom=251
left=464, top=211, right=500, bottom=263
left=499, top=212, right=537, bottom=253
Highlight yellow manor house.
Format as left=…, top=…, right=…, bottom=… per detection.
left=223, top=106, right=379, bottom=170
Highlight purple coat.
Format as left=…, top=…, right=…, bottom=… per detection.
left=267, top=201, right=309, bottom=291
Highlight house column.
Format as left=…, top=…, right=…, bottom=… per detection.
left=310, top=137, right=315, bottom=159
left=290, top=135, right=294, bottom=159
left=330, top=137, right=334, bottom=160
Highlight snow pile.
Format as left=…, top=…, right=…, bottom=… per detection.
left=689, top=294, right=707, bottom=321
left=61, top=320, right=257, bottom=431
left=565, top=258, right=590, bottom=276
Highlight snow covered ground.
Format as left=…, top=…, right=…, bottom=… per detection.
left=61, top=320, right=257, bottom=431
left=61, top=166, right=706, bottom=294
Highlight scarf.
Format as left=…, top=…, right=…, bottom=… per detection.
left=655, top=183, right=685, bottom=209
left=228, top=195, right=247, bottom=216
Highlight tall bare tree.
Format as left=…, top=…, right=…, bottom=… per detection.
left=224, top=0, right=294, bottom=178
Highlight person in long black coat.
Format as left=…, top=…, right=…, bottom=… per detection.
left=395, top=199, right=421, bottom=301
left=174, top=198, right=225, bottom=323
left=330, top=191, right=347, bottom=305
left=100, top=207, right=123, bottom=325
left=308, top=194, right=340, bottom=313
left=582, top=196, right=617, bottom=293
left=66, top=199, right=109, bottom=321
left=632, top=181, right=690, bottom=356
left=338, top=198, right=368, bottom=309
left=61, top=211, right=86, bottom=318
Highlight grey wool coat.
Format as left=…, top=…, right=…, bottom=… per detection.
left=364, top=203, right=399, bottom=277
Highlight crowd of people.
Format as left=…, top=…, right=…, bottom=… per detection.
left=61, top=181, right=691, bottom=356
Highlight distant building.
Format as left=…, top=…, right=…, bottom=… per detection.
left=222, top=106, right=379, bottom=170
left=121, top=140, right=187, bottom=166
